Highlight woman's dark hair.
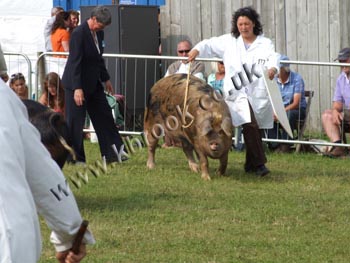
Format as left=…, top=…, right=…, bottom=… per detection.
left=51, top=11, right=70, bottom=34
left=231, top=6, right=263, bottom=38
left=68, top=9, right=80, bottom=25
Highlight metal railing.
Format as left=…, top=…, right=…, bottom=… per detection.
left=33, top=52, right=350, bottom=151
left=3, top=52, right=33, bottom=99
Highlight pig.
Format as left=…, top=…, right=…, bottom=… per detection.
left=144, top=74, right=233, bottom=180
left=22, top=99, right=74, bottom=168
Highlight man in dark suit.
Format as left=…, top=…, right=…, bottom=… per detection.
left=62, top=6, right=126, bottom=164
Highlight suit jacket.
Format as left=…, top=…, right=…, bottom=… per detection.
left=62, top=21, right=110, bottom=96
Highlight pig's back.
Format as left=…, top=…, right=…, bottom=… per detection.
left=145, top=74, right=210, bottom=119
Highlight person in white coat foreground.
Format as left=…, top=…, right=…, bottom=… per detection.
left=187, top=6, right=279, bottom=176
left=0, top=78, right=95, bottom=262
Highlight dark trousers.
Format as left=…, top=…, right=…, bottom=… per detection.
left=65, top=86, right=124, bottom=162
left=242, top=104, right=267, bottom=169
left=266, top=108, right=305, bottom=149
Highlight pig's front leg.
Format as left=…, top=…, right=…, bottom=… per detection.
left=216, top=152, right=228, bottom=176
left=182, top=141, right=199, bottom=173
left=197, top=152, right=210, bottom=181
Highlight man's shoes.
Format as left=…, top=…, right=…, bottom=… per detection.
left=67, top=160, right=87, bottom=167
left=324, top=146, right=347, bottom=158
left=106, top=155, right=129, bottom=164
left=244, top=164, right=270, bottom=176
left=121, top=155, right=129, bottom=162
left=255, top=165, right=270, bottom=176
left=244, top=164, right=255, bottom=173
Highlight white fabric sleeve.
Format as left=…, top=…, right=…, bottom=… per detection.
left=193, top=34, right=230, bottom=59
left=193, top=72, right=205, bottom=80
left=164, top=69, right=169, bottom=77
left=18, top=100, right=95, bottom=252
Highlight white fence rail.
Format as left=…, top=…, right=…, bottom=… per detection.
left=3, top=52, right=33, bottom=98
left=4, top=51, right=348, bottom=151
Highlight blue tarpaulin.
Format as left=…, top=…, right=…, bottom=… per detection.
left=53, top=0, right=165, bottom=10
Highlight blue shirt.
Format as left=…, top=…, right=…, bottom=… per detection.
left=275, top=71, right=307, bottom=109
left=207, top=73, right=224, bottom=95
left=333, top=72, right=350, bottom=109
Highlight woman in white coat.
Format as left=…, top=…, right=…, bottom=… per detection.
left=0, top=78, right=95, bottom=262
left=188, top=6, right=279, bottom=176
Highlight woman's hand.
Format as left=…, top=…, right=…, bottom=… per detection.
left=186, top=49, right=199, bottom=63
left=267, top=67, right=277, bottom=80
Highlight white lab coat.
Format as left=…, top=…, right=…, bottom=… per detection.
left=194, top=33, right=279, bottom=128
left=0, top=79, right=95, bottom=263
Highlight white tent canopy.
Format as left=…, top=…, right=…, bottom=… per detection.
left=0, top=0, right=52, bottom=53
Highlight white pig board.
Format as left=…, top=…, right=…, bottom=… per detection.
left=263, top=70, right=293, bottom=138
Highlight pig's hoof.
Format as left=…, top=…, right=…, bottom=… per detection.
left=215, top=169, right=224, bottom=176
left=147, top=161, right=155, bottom=169
left=188, top=162, right=199, bottom=173
left=201, top=174, right=211, bottom=181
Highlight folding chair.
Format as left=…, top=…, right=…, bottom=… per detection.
left=295, top=90, right=314, bottom=152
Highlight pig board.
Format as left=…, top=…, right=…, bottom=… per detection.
left=262, top=70, right=293, bottom=138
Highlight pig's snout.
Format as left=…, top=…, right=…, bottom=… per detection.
left=210, top=141, right=220, bottom=151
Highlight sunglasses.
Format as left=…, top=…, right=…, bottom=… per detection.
left=177, top=49, right=190, bottom=54
left=10, top=73, right=25, bottom=80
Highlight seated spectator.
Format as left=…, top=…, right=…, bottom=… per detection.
left=322, top=47, right=350, bottom=157
left=51, top=11, right=71, bottom=56
left=266, top=55, right=307, bottom=153
left=44, top=6, right=64, bottom=52
left=162, top=39, right=205, bottom=148
left=39, top=72, right=65, bottom=115
left=207, top=61, right=225, bottom=95
left=0, top=43, right=9, bottom=83
left=164, top=39, right=205, bottom=81
left=9, top=73, right=28, bottom=99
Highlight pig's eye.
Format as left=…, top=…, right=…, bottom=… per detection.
left=206, top=130, right=214, bottom=137
left=218, top=130, right=226, bottom=136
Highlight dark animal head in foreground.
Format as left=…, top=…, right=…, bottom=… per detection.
left=22, top=99, right=75, bottom=168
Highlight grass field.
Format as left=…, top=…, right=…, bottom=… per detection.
left=38, top=139, right=350, bottom=262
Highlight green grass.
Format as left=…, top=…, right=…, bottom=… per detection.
left=39, top=139, right=350, bottom=262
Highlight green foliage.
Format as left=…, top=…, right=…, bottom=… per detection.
left=39, top=140, right=350, bottom=262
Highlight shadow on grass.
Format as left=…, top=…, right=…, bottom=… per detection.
left=75, top=191, right=187, bottom=212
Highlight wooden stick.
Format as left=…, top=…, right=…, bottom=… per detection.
left=71, top=220, right=89, bottom=254
left=182, top=62, right=194, bottom=128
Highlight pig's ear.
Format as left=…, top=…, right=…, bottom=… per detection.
left=199, top=119, right=213, bottom=136
left=221, top=117, right=233, bottom=137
